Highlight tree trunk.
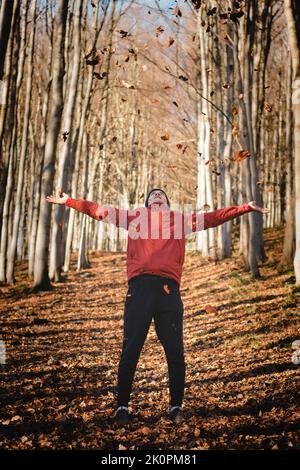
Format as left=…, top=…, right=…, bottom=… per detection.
left=0, top=4, right=22, bottom=283
left=277, top=194, right=295, bottom=272
left=49, top=0, right=83, bottom=282
left=6, top=0, right=37, bottom=284
left=33, top=0, right=68, bottom=291
left=284, top=0, right=300, bottom=284
left=0, top=0, right=16, bottom=80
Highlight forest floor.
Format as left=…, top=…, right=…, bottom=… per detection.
left=0, top=226, right=299, bottom=450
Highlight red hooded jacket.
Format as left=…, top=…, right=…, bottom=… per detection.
left=65, top=197, right=254, bottom=285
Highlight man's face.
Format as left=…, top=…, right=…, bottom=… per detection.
left=148, top=190, right=168, bottom=207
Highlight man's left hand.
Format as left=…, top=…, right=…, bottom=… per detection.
left=248, top=201, right=270, bottom=214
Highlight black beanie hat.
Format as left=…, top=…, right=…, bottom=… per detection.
left=145, top=188, right=170, bottom=207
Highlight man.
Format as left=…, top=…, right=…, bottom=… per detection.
left=47, top=189, right=269, bottom=424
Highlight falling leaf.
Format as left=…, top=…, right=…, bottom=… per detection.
left=265, top=102, right=272, bottom=112
left=161, top=134, right=170, bottom=141
left=176, top=144, right=183, bottom=149
left=62, top=132, right=69, bottom=142
left=191, top=0, right=202, bottom=10
left=234, top=150, right=251, bottom=162
left=220, top=12, right=229, bottom=20
left=93, top=72, right=106, bottom=80
left=207, top=7, right=217, bottom=16
left=232, top=107, right=239, bottom=116
left=163, top=284, right=170, bottom=294
left=118, top=30, right=130, bottom=38
left=230, top=11, right=245, bottom=23
left=168, top=36, right=175, bottom=47
left=173, top=6, right=182, bottom=17
left=155, top=26, right=164, bottom=37
left=86, top=57, right=99, bottom=66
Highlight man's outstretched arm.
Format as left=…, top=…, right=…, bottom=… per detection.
left=46, top=192, right=129, bottom=229
left=184, top=201, right=270, bottom=235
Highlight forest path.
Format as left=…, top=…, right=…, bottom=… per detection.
left=0, top=227, right=299, bottom=450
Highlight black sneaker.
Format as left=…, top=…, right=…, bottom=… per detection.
left=114, top=408, right=131, bottom=425
left=169, top=407, right=184, bottom=424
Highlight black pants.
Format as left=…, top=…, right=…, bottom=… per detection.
left=117, top=274, right=185, bottom=408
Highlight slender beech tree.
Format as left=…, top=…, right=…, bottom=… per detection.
left=33, top=0, right=68, bottom=291
left=284, top=0, right=300, bottom=283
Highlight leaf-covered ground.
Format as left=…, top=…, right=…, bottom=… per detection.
left=0, top=227, right=299, bottom=450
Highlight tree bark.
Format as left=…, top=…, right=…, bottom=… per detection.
left=284, top=0, right=300, bottom=283
left=49, top=0, right=83, bottom=282
left=0, top=0, right=16, bottom=80
left=33, top=0, right=68, bottom=291
left=6, top=0, right=37, bottom=284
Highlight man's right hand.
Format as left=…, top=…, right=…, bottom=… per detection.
left=46, top=192, right=70, bottom=205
